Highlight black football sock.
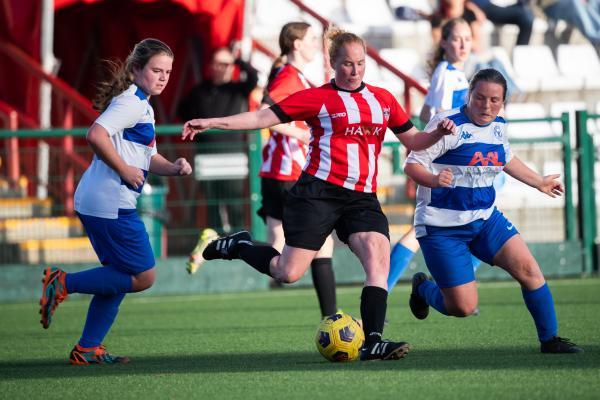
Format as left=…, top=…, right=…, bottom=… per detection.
left=360, top=286, right=388, bottom=345
left=311, top=258, right=337, bottom=317
left=237, top=244, right=279, bottom=277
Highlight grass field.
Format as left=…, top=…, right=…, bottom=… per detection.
left=1, top=278, right=599, bottom=399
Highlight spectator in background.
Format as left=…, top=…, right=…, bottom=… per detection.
left=537, top=0, right=600, bottom=49
left=387, top=0, right=429, bottom=20
left=431, top=0, right=487, bottom=52
left=178, top=47, right=258, bottom=121
left=469, top=0, right=534, bottom=46
left=178, top=47, right=258, bottom=273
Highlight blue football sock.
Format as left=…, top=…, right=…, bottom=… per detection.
left=387, top=242, right=415, bottom=292
left=522, top=283, right=558, bottom=342
left=65, top=265, right=132, bottom=296
left=79, top=293, right=126, bottom=348
left=418, top=279, right=449, bottom=315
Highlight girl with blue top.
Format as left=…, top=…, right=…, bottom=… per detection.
left=406, top=68, right=582, bottom=354
left=388, top=18, right=472, bottom=293
left=39, top=38, right=192, bottom=364
left=419, top=18, right=471, bottom=124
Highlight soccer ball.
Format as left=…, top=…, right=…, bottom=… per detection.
left=315, top=312, right=364, bottom=362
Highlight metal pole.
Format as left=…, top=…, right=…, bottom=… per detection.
left=248, top=130, right=265, bottom=241
left=575, top=110, right=593, bottom=274
left=38, top=0, right=56, bottom=200
left=241, top=0, right=253, bottom=61
left=63, top=105, right=74, bottom=216
left=6, top=111, right=20, bottom=191
left=40, top=0, right=55, bottom=128
left=561, top=112, right=575, bottom=241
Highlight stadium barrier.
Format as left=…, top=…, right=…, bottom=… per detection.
left=0, top=113, right=597, bottom=301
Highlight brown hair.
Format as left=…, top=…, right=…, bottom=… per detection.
left=325, top=26, right=365, bottom=65
left=93, top=38, right=174, bottom=111
left=266, top=22, right=311, bottom=88
left=469, top=68, right=507, bottom=102
left=428, top=18, right=469, bottom=76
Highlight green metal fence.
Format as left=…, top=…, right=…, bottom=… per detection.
left=506, top=114, right=576, bottom=242
left=575, top=111, right=599, bottom=274
left=0, top=126, right=264, bottom=263
left=0, top=113, right=597, bottom=276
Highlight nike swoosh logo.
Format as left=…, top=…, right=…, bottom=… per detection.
left=507, top=224, right=514, bottom=230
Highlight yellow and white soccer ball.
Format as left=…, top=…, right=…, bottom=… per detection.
left=315, top=312, right=364, bottom=362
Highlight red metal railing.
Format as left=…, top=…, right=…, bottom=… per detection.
left=0, top=101, right=28, bottom=190
left=0, top=39, right=98, bottom=122
left=0, top=39, right=97, bottom=214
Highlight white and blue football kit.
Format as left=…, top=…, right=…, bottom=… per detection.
left=74, top=84, right=156, bottom=272
left=388, top=61, right=471, bottom=292
left=75, top=84, right=157, bottom=218
left=423, top=61, right=469, bottom=115
left=406, top=105, right=518, bottom=288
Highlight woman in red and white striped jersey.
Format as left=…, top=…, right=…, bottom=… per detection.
left=259, top=22, right=337, bottom=318
left=182, top=28, right=456, bottom=361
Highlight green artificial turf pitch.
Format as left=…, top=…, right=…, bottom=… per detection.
left=1, top=278, right=599, bottom=399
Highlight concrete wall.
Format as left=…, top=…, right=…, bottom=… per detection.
left=0, top=242, right=584, bottom=303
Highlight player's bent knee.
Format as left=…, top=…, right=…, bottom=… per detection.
left=132, top=268, right=156, bottom=292
left=447, top=302, right=478, bottom=317
left=274, top=269, right=303, bottom=284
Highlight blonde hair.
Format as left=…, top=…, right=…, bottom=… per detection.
left=325, top=26, right=365, bottom=65
left=93, top=38, right=173, bottom=111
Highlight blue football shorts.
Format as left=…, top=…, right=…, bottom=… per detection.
left=77, top=208, right=155, bottom=275
left=417, top=208, right=518, bottom=288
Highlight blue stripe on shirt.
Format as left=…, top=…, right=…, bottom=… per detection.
left=452, top=88, right=468, bottom=108
left=433, top=143, right=506, bottom=166
left=123, top=123, right=154, bottom=146
left=447, top=106, right=507, bottom=127
left=448, top=110, right=471, bottom=127
left=134, top=87, right=148, bottom=100
left=430, top=186, right=496, bottom=211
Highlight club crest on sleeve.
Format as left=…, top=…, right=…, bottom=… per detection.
left=382, top=107, right=390, bottom=120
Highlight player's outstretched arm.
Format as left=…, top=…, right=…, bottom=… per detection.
left=404, top=162, right=454, bottom=188
left=396, top=118, right=456, bottom=151
left=504, top=156, right=564, bottom=198
left=181, top=108, right=281, bottom=141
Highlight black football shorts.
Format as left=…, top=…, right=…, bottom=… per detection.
left=283, top=172, right=390, bottom=250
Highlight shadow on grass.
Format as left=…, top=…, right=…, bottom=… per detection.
left=1, top=345, right=598, bottom=380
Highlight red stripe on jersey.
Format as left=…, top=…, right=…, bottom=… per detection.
left=274, top=81, right=410, bottom=193
left=259, top=64, right=309, bottom=181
